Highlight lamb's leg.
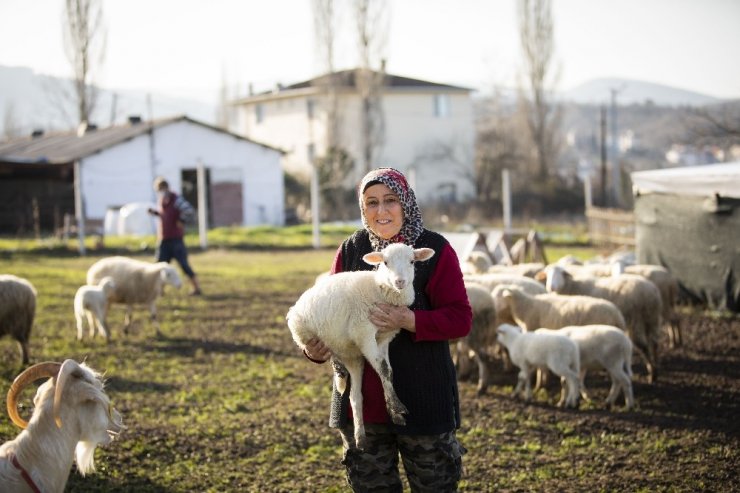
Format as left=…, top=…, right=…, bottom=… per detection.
left=550, top=362, right=580, bottom=408
left=75, top=310, right=85, bottom=341
left=93, top=306, right=110, bottom=342
left=149, top=301, right=162, bottom=337
left=364, top=337, right=408, bottom=424
left=473, top=349, right=490, bottom=395
left=578, top=368, right=592, bottom=402
left=518, top=364, right=533, bottom=401
left=19, top=340, right=30, bottom=365
left=606, top=364, right=634, bottom=410
left=124, top=306, right=132, bottom=335
left=86, top=312, right=97, bottom=338
left=343, top=359, right=367, bottom=450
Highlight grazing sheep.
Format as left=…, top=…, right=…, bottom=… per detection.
left=0, top=359, right=124, bottom=493
left=542, top=264, right=662, bottom=383
left=286, top=243, right=435, bottom=449
left=492, top=286, right=627, bottom=334
left=487, top=262, right=545, bottom=278
left=613, top=262, right=682, bottom=348
left=74, top=276, right=116, bottom=342
left=535, top=325, right=634, bottom=410
left=455, top=281, right=497, bottom=394
left=496, top=323, right=581, bottom=408
left=86, top=256, right=182, bottom=336
left=460, top=250, right=493, bottom=275
left=0, top=274, right=37, bottom=365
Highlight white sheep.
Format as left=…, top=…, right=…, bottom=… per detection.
left=492, top=286, right=627, bottom=334
left=286, top=243, right=435, bottom=449
left=542, top=264, right=662, bottom=383
left=0, top=359, right=124, bottom=493
left=460, top=250, right=493, bottom=275
left=535, top=325, right=634, bottom=410
left=0, top=274, right=37, bottom=365
left=74, top=276, right=116, bottom=342
left=613, top=262, right=682, bottom=348
left=454, top=281, right=498, bottom=394
left=487, top=262, right=545, bottom=278
left=496, top=323, right=581, bottom=408
left=86, top=256, right=182, bottom=336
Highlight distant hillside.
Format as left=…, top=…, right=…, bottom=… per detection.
left=560, top=78, right=722, bottom=107
left=0, top=65, right=217, bottom=137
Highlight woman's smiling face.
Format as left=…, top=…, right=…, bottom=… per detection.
left=362, top=183, right=404, bottom=240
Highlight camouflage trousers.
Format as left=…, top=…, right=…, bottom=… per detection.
left=338, top=423, right=467, bottom=493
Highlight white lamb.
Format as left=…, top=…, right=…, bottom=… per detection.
left=286, top=243, right=435, bottom=449
left=0, top=274, right=37, bottom=365
left=542, top=264, right=662, bottom=383
left=496, top=323, right=581, bottom=408
left=535, top=325, right=634, bottom=410
left=86, top=256, right=182, bottom=336
left=74, top=276, right=116, bottom=341
left=460, top=250, right=493, bottom=275
left=0, top=359, right=124, bottom=493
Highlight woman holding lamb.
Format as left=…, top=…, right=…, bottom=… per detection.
left=302, top=167, right=472, bottom=492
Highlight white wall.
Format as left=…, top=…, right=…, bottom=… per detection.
left=81, top=119, right=284, bottom=226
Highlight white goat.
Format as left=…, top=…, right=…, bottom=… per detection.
left=535, top=325, right=634, bottom=410
left=0, top=359, right=124, bottom=493
left=0, top=274, right=37, bottom=365
left=87, top=256, right=182, bottom=336
left=286, top=243, right=435, bottom=449
left=496, top=323, right=581, bottom=408
left=74, top=276, right=116, bottom=342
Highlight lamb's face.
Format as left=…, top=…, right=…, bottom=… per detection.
left=545, top=266, right=566, bottom=292
left=160, top=266, right=182, bottom=288
left=496, top=323, right=520, bottom=346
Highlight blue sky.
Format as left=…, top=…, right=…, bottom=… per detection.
left=1, top=0, right=739, bottom=102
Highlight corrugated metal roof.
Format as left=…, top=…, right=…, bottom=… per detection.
left=0, top=115, right=283, bottom=165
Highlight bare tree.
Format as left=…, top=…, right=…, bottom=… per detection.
left=312, top=0, right=340, bottom=154
left=354, top=0, right=388, bottom=175
left=517, top=0, right=561, bottom=181
left=62, top=0, right=106, bottom=125
left=3, top=102, right=22, bottom=139
left=684, top=102, right=740, bottom=149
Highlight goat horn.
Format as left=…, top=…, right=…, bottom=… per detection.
left=6, top=362, right=62, bottom=429
left=53, top=359, right=81, bottom=429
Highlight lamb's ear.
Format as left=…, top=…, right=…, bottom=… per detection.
left=363, top=252, right=383, bottom=266
left=413, top=248, right=435, bottom=262
left=534, top=270, right=547, bottom=282
left=502, top=288, right=512, bottom=299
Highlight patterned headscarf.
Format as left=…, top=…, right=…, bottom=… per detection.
left=358, top=167, right=424, bottom=251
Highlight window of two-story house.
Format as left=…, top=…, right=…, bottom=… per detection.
left=255, top=104, right=264, bottom=124
left=433, top=94, right=450, bottom=118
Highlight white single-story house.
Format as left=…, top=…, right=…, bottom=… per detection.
left=0, top=115, right=285, bottom=234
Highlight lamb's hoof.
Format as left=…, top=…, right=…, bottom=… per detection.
left=355, top=436, right=367, bottom=450
left=476, top=384, right=488, bottom=396
left=390, top=413, right=407, bottom=426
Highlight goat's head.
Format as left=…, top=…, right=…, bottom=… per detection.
left=6, top=359, right=124, bottom=474
left=363, top=243, right=435, bottom=292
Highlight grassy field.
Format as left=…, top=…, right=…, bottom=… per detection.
left=0, top=247, right=737, bottom=492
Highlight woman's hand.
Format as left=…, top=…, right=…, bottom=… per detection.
left=370, top=303, right=416, bottom=333
left=304, top=337, right=332, bottom=362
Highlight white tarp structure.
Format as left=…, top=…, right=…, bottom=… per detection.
left=631, top=162, right=740, bottom=198
left=631, top=162, right=740, bottom=312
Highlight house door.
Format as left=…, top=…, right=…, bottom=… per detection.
left=181, top=168, right=212, bottom=226
left=209, top=168, right=244, bottom=226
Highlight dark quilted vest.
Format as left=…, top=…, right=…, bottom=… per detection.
left=328, top=229, right=462, bottom=435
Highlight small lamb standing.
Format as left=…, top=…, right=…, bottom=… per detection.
left=536, top=325, right=634, bottom=410
left=0, top=359, right=124, bottom=493
left=86, top=256, right=182, bottom=336
left=0, top=274, right=37, bottom=365
left=74, top=276, right=116, bottom=342
left=286, top=243, right=435, bottom=449
left=496, top=323, right=581, bottom=408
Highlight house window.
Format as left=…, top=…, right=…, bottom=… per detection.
left=255, top=104, right=264, bottom=124
left=433, top=94, right=450, bottom=118
left=307, top=99, right=315, bottom=119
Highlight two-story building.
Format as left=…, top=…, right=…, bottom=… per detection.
left=232, top=69, right=476, bottom=207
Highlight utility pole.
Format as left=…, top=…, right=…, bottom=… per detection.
left=609, top=86, right=624, bottom=207
left=600, top=105, right=607, bottom=207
